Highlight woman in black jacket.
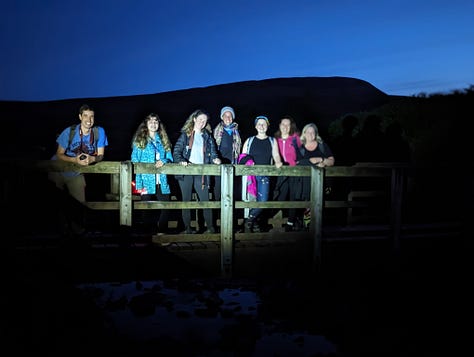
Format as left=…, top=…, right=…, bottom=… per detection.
left=173, top=109, right=221, bottom=234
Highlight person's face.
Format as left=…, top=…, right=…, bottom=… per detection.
left=279, top=119, right=291, bottom=137
left=79, top=110, right=94, bottom=128
left=304, top=126, right=316, bottom=141
left=222, top=111, right=233, bottom=126
left=193, top=113, right=208, bottom=130
left=147, top=117, right=159, bottom=133
left=255, top=119, right=268, bottom=134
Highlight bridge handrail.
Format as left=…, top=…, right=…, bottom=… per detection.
left=3, top=159, right=409, bottom=274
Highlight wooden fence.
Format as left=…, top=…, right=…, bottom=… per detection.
left=4, top=159, right=410, bottom=275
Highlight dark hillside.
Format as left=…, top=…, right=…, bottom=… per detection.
left=1, top=76, right=389, bottom=160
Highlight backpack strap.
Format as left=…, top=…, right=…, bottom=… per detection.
left=319, top=141, right=326, bottom=156
left=93, top=126, right=99, bottom=149
left=244, top=136, right=255, bottom=154
left=292, top=136, right=303, bottom=160
left=68, top=124, right=77, bottom=149
left=68, top=124, right=100, bottom=152
left=268, top=136, right=275, bottom=147
left=297, top=141, right=326, bottom=159
left=268, top=136, right=275, bottom=164
left=245, top=135, right=276, bottom=163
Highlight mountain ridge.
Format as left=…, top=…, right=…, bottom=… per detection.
left=1, top=76, right=393, bottom=160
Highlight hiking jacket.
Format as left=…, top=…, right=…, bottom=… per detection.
left=173, top=129, right=219, bottom=187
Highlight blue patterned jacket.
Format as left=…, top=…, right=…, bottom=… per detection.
left=131, top=134, right=173, bottom=194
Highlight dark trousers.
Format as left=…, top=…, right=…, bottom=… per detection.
left=141, top=189, right=170, bottom=233
left=178, top=175, right=213, bottom=230
left=273, top=175, right=299, bottom=223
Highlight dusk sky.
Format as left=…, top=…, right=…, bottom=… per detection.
left=1, top=0, right=473, bottom=102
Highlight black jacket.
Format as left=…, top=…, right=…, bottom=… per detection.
left=173, top=129, right=220, bottom=186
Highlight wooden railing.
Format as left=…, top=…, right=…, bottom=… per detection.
left=4, top=159, right=408, bottom=275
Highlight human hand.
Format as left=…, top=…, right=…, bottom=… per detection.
left=180, top=161, right=189, bottom=166
left=213, top=158, right=221, bottom=165
left=316, top=158, right=326, bottom=167
left=155, top=160, right=164, bottom=168
left=310, top=157, right=324, bottom=166
left=77, top=153, right=89, bottom=165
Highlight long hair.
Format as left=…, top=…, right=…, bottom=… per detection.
left=274, top=115, right=300, bottom=138
left=131, top=113, right=171, bottom=151
left=300, top=123, right=323, bottom=145
left=180, top=109, right=212, bottom=136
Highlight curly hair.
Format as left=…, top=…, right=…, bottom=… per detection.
left=131, top=113, right=171, bottom=151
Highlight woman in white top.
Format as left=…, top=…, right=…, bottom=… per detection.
left=173, top=109, right=221, bottom=234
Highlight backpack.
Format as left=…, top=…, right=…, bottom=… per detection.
left=68, top=124, right=100, bottom=152
left=294, top=138, right=326, bottom=160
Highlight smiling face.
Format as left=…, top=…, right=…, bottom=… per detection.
left=255, top=118, right=269, bottom=135
left=146, top=116, right=160, bottom=134
left=279, top=118, right=291, bottom=138
left=79, top=109, right=94, bottom=130
left=221, top=111, right=234, bottom=126
left=303, top=126, right=316, bottom=142
left=193, top=113, right=208, bottom=131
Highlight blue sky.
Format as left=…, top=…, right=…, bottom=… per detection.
left=1, top=0, right=473, bottom=101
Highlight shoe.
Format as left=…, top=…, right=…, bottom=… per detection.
left=244, top=219, right=253, bottom=233
left=204, top=227, right=216, bottom=234
left=252, top=223, right=261, bottom=233
left=294, top=218, right=303, bottom=232
left=182, top=227, right=196, bottom=234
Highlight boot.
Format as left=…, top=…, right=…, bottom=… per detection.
left=252, top=222, right=261, bottom=233
left=294, top=217, right=303, bottom=232
left=244, top=217, right=254, bottom=233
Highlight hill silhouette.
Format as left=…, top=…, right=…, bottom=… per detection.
left=1, top=76, right=390, bottom=160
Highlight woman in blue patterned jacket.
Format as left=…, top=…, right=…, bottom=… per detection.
left=173, top=109, right=221, bottom=234
left=131, top=113, right=173, bottom=235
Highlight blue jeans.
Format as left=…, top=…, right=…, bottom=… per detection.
left=249, top=175, right=270, bottom=219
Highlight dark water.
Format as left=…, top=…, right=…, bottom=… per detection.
left=75, top=279, right=337, bottom=356
left=9, top=234, right=469, bottom=356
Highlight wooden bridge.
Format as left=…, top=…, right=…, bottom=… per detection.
left=3, top=160, right=463, bottom=276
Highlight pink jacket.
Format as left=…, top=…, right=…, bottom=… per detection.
left=277, top=134, right=301, bottom=166
left=238, top=153, right=257, bottom=198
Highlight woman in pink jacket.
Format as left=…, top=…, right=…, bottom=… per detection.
left=273, top=115, right=302, bottom=231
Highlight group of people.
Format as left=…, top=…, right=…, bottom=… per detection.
left=50, top=104, right=335, bottom=236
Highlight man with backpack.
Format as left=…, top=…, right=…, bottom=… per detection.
left=49, top=104, right=108, bottom=236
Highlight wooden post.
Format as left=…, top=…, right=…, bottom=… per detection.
left=390, top=167, right=404, bottom=254
left=120, top=160, right=133, bottom=226
left=110, top=173, right=119, bottom=195
left=220, top=164, right=234, bottom=277
left=310, top=166, right=324, bottom=272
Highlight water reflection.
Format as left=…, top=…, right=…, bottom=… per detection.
left=77, top=279, right=338, bottom=356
